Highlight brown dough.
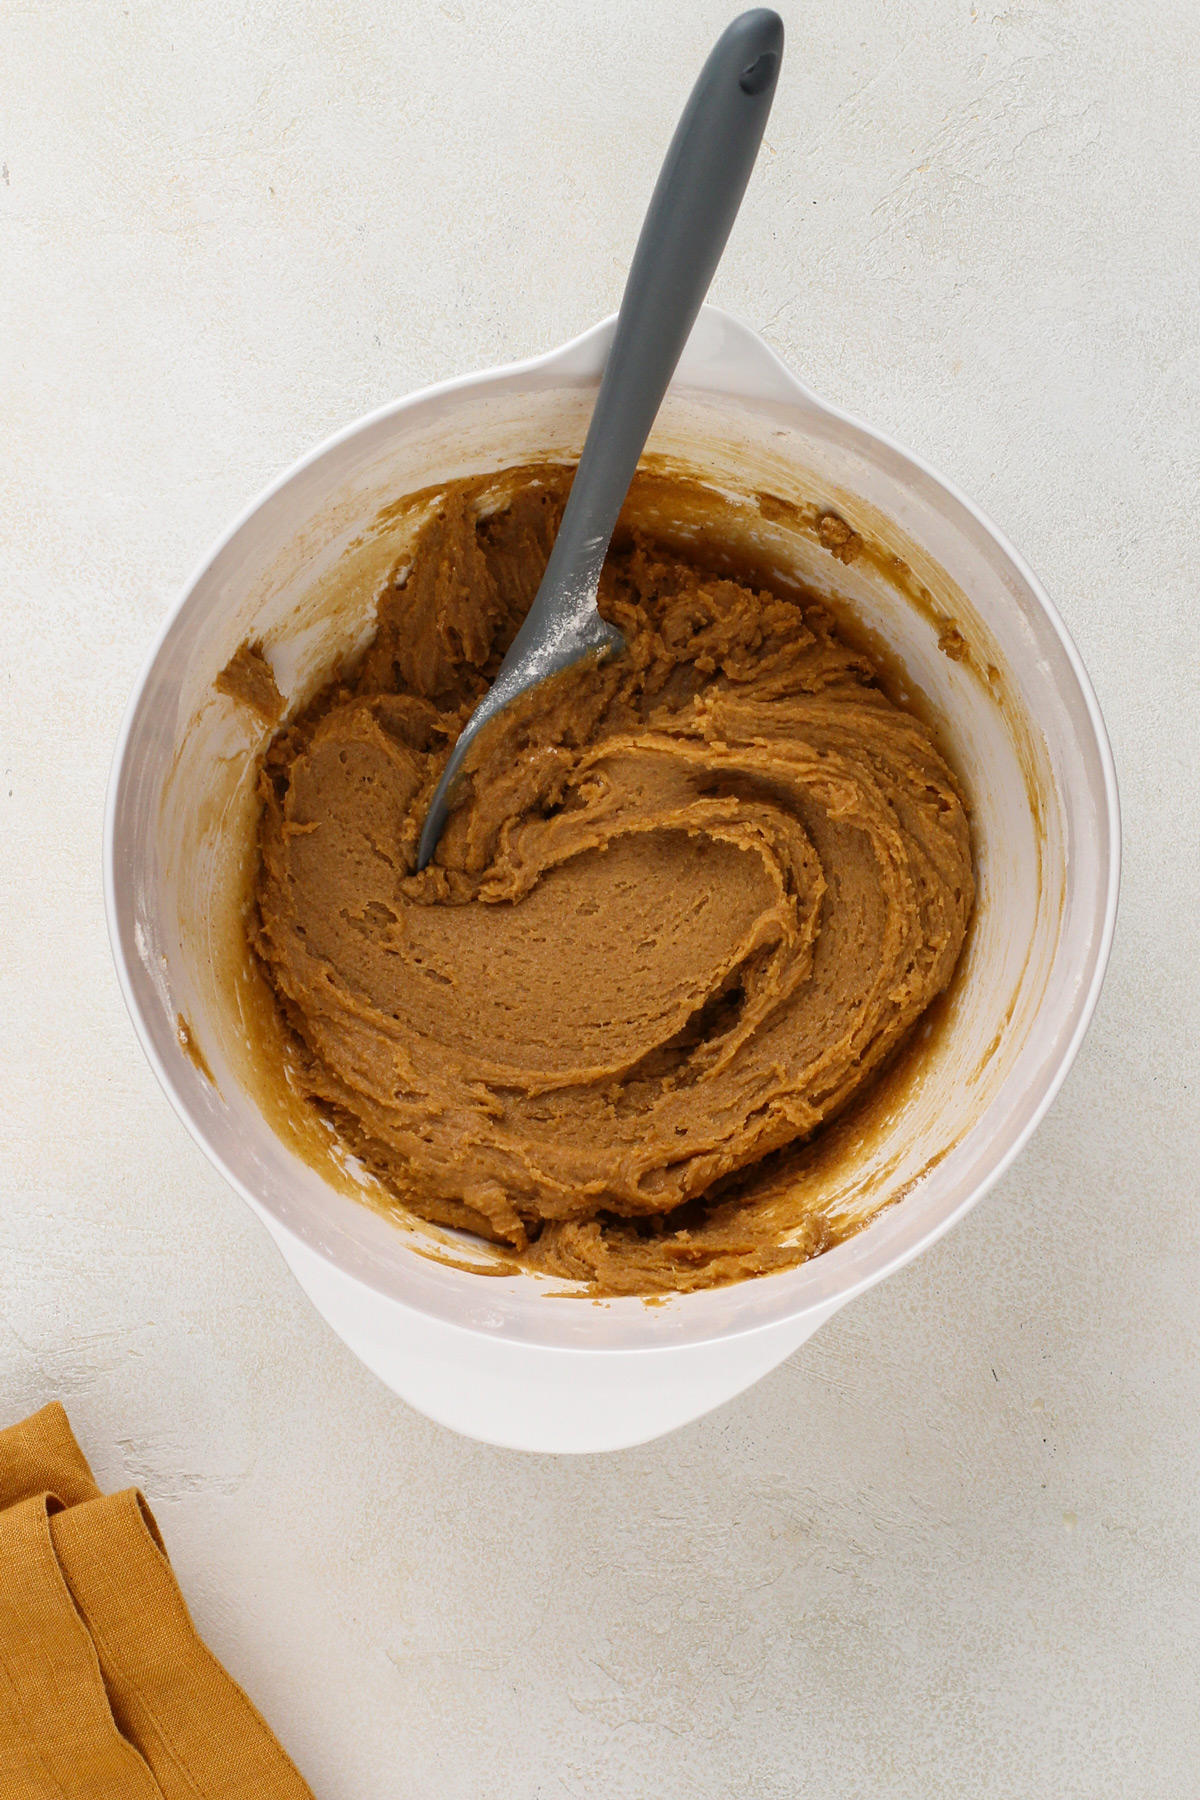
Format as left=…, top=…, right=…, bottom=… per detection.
left=216, top=640, right=284, bottom=725
left=250, top=469, right=974, bottom=1295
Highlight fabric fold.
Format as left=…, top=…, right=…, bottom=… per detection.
left=0, top=1404, right=313, bottom=1800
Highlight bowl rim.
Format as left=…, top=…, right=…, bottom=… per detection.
left=104, top=303, right=1121, bottom=1350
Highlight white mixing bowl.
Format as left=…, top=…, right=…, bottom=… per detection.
left=105, top=306, right=1118, bottom=1453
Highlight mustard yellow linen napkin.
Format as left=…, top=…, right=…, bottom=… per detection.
left=0, top=1402, right=314, bottom=1798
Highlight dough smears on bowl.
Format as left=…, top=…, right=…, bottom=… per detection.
left=244, top=466, right=974, bottom=1297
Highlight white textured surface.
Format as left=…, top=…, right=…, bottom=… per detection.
left=1, top=1, right=1197, bottom=1793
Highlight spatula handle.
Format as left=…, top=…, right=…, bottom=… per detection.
left=538, top=9, right=784, bottom=599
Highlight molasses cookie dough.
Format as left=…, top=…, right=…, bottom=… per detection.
left=251, top=468, right=974, bottom=1295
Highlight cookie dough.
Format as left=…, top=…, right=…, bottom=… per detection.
left=251, top=468, right=974, bottom=1295
left=215, top=639, right=284, bottom=724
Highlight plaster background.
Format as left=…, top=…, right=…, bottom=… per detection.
left=2, top=2, right=1197, bottom=1793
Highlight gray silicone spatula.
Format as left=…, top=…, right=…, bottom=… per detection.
left=416, top=8, right=784, bottom=869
